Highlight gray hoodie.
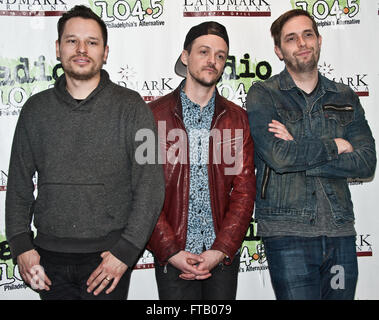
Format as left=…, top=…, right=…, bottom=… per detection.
left=5, top=70, right=165, bottom=267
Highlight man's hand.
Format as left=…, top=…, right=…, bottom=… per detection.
left=17, top=249, right=51, bottom=291
left=179, top=250, right=225, bottom=281
left=168, top=250, right=211, bottom=280
left=87, top=251, right=128, bottom=296
left=334, top=138, right=354, bottom=154
left=268, top=120, right=294, bottom=141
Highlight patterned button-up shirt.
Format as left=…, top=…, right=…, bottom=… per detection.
left=180, top=86, right=216, bottom=255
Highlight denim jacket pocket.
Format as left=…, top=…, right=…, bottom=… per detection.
left=276, top=108, right=303, bottom=137
left=323, top=104, right=354, bottom=136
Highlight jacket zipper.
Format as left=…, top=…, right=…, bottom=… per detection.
left=211, top=110, right=227, bottom=130
left=174, top=112, right=191, bottom=248
left=323, top=105, right=353, bottom=112
left=261, top=164, right=271, bottom=199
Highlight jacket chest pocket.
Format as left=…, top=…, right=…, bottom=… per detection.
left=277, top=108, right=304, bottom=138
left=322, top=104, right=354, bottom=137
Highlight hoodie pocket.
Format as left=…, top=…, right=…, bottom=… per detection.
left=34, top=183, right=110, bottom=238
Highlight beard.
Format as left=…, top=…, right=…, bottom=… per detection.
left=286, top=55, right=318, bottom=73
left=61, top=55, right=103, bottom=81
left=284, top=46, right=321, bottom=74
left=188, top=63, right=222, bottom=87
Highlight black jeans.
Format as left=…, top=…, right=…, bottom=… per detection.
left=37, top=250, right=131, bottom=300
left=154, top=254, right=240, bottom=300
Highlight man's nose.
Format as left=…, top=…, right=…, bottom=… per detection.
left=76, top=41, right=88, bottom=54
left=207, top=54, right=216, bottom=65
left=297, top=35, right=306, bottom=47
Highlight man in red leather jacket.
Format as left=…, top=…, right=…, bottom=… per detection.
left=147, top=21, right=256, bottom=300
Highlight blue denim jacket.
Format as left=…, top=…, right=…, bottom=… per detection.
left=246, top=68, right=376, bottom=226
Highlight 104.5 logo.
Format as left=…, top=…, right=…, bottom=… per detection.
left=90, top=0, right=163, bottom=22
left=292, top=0, right=360, bottom=21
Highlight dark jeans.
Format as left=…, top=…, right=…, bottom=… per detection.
left=263, top=236, right=358, bottom=300
left=37, top=251, right=131, bottom=300
left=154, top=254, right=240, bottom=300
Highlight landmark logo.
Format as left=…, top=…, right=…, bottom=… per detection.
left=356, top=234, right=373, bottom=257
left=183, top=0, right=271, bottom=17
left=117, top=65, right=173, bottom=101
left=319, top=61, right=369, bottom=97
left=0, top=0, right=67, bottom=16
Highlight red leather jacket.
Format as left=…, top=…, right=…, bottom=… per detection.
left=147, top=85, right=256, bottom=264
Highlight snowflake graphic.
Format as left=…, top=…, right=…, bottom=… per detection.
left=118, top=65, right=136, bottom=81
left=318, top=62, right=334, bottom=76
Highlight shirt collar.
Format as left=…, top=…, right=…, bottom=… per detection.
left=180, top=80, right=216, bottom=115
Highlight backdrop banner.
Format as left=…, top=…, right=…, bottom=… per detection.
left=0, top=0, right=378, bottom=300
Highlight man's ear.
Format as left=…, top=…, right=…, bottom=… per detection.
left=274, top=45, right=284, bottom=61
left=181, top=49, right=189, bottom=66
left=103, top=45, right=109, bottom=64
left=55, top=40, right=60, bottom=61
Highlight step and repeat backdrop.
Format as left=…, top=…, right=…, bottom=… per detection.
left=0, top=0, right=378, bottom=300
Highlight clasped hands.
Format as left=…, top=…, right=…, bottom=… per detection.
left=168, top=249, right=225, bottom=280
left=17, top=249, right=128, bottom=296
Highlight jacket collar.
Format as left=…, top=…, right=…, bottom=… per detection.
left=278, top=67, right=339, bottom=93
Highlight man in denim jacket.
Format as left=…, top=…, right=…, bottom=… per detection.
left=246, top=9, right=376, bottom=299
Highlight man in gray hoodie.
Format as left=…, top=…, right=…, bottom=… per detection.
left=5, top=5, right=164, bottom=300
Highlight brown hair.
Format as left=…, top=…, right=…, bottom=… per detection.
left=270, top=9, right=319, bottom=48
left=57, top=5, right=108, bottom=48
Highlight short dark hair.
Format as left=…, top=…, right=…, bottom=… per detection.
left=57, top=5, right=108, bottom=47
left=271, top=9, right=319, bottom=48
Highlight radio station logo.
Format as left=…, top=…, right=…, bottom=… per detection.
left=89, top=0, right=165, bottom=28
left=136, top=219, right=270, bottom=273
left=0, top=0, right=67, bottom=16
left=0, top=234, right=28, bottom=293
left=291, top=0, right=361, bottom=27
left=183, top=0, right=271, bottom=17
left=0, top=56, right=58, bottom=117
left=239, top=218, right=268, bottom=273
left=319, top=62, right=369, bottom=97
left=117, top=65, right=174, bottom=101
left=218, top=53, right=272, bottom=108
